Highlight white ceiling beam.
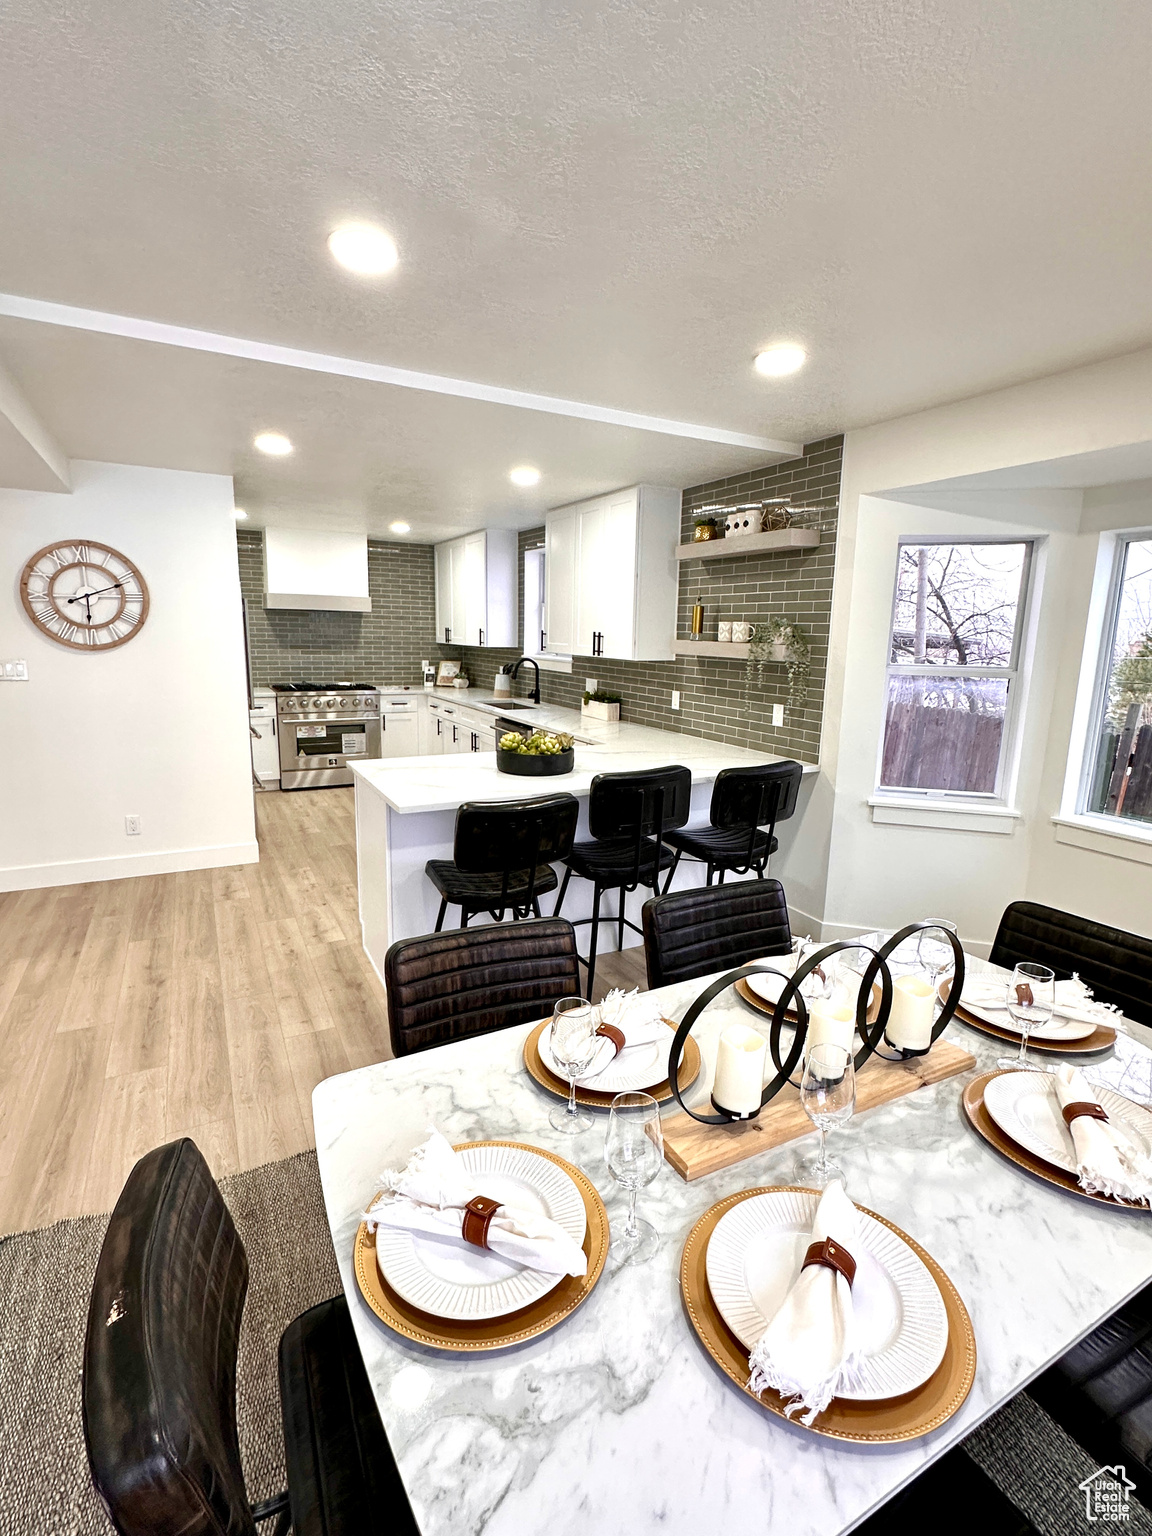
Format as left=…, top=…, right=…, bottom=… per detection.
left=0, top=292, right=801, bottom=459
left=0, top=349, right=70, bottom=491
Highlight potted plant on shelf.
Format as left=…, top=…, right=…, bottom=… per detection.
left=746, top=619, right=810, bottom=716
left=581, top=688, right=622, bottom=721
left=692, top=515, right=721, bottom=542
left=496, top=729, right=576, bottom=776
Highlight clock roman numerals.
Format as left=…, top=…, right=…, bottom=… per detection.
left=19, top=539, right=150, bottom=651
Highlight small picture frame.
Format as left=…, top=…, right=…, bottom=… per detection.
left=436, top=659, right=461, bottom=686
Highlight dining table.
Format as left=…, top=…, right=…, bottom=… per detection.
left=311, top=954, right=1152, bottom=1536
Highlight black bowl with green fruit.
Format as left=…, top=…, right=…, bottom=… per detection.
left=496, top=728, right=575, bottom=776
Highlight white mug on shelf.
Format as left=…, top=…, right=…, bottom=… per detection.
left=717, top=621, right=732, bottom=643
left=731, top=621, right=751, bottom=643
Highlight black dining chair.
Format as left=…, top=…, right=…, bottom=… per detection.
left=662, top=760, right=803, bottom=890
left=553, top=765, right=692, bottom=998
left=642, top=878, right=793, bottom=988
left=425, top=792, right=579, bottom=932
left=989, top=900, right=1152, bottom=1027
left=384, top=916, right=581, bottom=1057
left=82, top=1137, right=418, bottom=1536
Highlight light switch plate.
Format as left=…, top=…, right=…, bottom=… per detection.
left=671, top=690, right=681, bottom=710
left=1, top=659, right=28, bottom=680
left=771, top=703, right=784, bottom=727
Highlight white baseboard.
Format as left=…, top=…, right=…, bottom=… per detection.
left=0, top=840, right=261, bottom=893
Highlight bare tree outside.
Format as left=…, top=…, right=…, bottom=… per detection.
left=1088, top=538, right=1152, bottom=821
left=881, top=542, right=1029, bottom=794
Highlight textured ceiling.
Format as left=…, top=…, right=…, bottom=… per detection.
left=3, top=1, right=1152, bottom=529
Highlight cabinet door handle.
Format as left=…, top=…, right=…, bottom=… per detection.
left=445, top=626, right=451, bottom=643
left=436, top=719, right=442, bottom=736
left=540, top=629, right=546, bottom=650
left=479, top=628, right=484, bottom=646
left=381, top=715, right=386, bottom=732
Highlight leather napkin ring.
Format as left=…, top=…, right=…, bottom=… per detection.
left=1062, top=1101, right=1109, bottom=1128
left=461, top=1195, right=502, bottom=1249
left=802, top=1237, right=857, bottom=1287
left=1015, top=982, right=1034, bottom=1007
left=595, top=1023, right=626, bottom=1056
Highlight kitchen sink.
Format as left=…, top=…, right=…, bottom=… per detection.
left=495, top=700, right=535, bottom=709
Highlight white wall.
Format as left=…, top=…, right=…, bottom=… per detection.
left=0, top=460, right=257, bottom=890
left=804, top=348, right=1152, bottom=951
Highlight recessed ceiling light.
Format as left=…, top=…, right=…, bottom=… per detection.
left=234, top=507, right=248, bottom=520
left=753, top=344, right=807, bottom=378
left=254, top=431, right=293, bottom=456
left=390, top=521, right=411, bottom=534
left=510, top=466, right=541, bottom=487
left=328, top=223, right=399, bottom=276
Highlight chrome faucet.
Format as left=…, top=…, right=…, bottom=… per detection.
left=510, top=656, right=541, bottom=704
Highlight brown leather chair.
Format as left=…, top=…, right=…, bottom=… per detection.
left=82, top=1138, right=417, bottom=1536
left=989, top=900, right=1152, bottom=1026
left=384, top=915, right=581, bottom=1057
left=642, top=878, right=793, bottom=988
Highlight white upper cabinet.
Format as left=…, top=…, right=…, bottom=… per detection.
left=543, top=485, right=680, bottom=661
left=434, top=529, right=517, bottom=647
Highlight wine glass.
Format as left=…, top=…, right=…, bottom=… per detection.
left=548, top=997, right=598, bottom=1133
left=997, top=963, right=1055, bottom=1070
left=917, top=919, right=958, bottom=992
left=794, top=1043, right=856, bottom=1188
left=604, top=1092, right=664, bottom=1265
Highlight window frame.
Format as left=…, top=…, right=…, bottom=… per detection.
left=1075, top=528, right=1152, bottom=820
left=874, top=535, right=1036, bottom=806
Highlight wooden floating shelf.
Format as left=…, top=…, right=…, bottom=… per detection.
left=676, top=528, right=821, bottom=561
left=673, top=639, right=751, bottom=659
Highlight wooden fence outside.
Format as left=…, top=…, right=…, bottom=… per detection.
left=881, top=690, right=1003, bottom=793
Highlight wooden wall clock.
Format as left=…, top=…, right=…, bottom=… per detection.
left=19, top=540, right=150, bottom=650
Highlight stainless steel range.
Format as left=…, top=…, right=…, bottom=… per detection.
left=273, top=682, right=381, bottom=790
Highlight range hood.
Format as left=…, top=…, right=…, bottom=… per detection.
left=263, top=528, right=371, bottom=612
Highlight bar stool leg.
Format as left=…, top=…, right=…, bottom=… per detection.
left=586, top=885, right=603, bottom=999
left=616, top=888, right=627, bottom=953
left=553, top=863, right=573, bottom=917
left=663, top=848, right=682, bottom=895
left=434, top=898, right=448, bottom=933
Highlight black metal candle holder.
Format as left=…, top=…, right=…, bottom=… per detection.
left=860, top=921, right=966, bottom=1060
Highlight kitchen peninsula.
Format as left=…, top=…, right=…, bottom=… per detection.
left=351, top=694, right=814, bottom=984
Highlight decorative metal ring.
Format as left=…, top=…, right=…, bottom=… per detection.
left=858, top=922, right=966, bottom=1056
left=764, top=941, right=894, bottom=1084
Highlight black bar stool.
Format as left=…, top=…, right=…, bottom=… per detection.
left=426, top=793, right=579, bottom=931
left=662, top=760, right=803, bottom=890
left=553, top=765, right=691, bottom=997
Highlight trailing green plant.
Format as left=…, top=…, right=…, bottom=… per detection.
left=582, top=689, right=622, bottom=705
left=745, top=618, right=810, bottom=715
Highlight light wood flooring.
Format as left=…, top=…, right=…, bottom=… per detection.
left=0, top=787, right=645, bottom=1237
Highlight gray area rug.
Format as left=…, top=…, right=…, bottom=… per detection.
left=0, top=1147, right=1144, bottom=1535
left=0, top=1151, right=339, bottom=1536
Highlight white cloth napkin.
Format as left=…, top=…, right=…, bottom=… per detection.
left=747, top=1180, right=861, bottom=1423
left=364, top=1129, right=587, bottom=1276
left=1052, top=1066, right=1152, bottom=1205
left=573, top=988, right=670, bottom=1083
left=963, top=974, right=1120, bottom=1027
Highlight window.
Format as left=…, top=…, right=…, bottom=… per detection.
left=1081, top=535, right=1152, bottom=824
left=878, top=540, right=1033, bottom=798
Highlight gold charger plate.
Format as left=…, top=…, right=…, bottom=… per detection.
left=353, top=1140, right=610, bottom=1350
left=524, top=1017, right=701, bottom=1106
left=680, top=1186, right=977, bottom=1442
left=962, top=1072, right=1148, bottom=1212
left=953, top=1004, right=1116, bottom=1055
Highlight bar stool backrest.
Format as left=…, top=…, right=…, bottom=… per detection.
left=710, top=760, right=803, bottom=832
left=453, top=793, right=580, bottom=876
left=587, top=765, right=692, bottom=843
left=83, top=1138, right=256, bottom=1536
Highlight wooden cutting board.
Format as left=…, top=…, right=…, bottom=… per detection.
left=661, top=1039, right=977, bottom=1181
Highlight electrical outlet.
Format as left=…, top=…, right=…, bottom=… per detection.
left=771, top=703, right=785, bottom=727
left=671, top=689, right=681, bottom=710
left=585, top=677, right=598, bottom=693
left=125, top=815, right=141, bottom=836
left=1, top=659, right=28, bottom=680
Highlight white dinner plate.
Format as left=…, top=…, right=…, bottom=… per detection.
left=957, top=992, right=1096, bottom=1042
left=983, top=1072, right=1152, bottom=1176
left=705, top=1190, right=949, bottom=1401
left=375, top=1145, right=587, bottom=1321
left=539, top=1020, right=670, bottom=1093
left=745, top=958, right=799, bottom=1007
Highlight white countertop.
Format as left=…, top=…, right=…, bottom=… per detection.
left=352, top=694, right=815, bottom=814
left=313, top=959, right=1152, bottom=1536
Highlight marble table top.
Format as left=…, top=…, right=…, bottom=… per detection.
left=312, top=960, right=1152, bottom=1536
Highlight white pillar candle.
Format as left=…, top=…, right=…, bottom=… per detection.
left=713, top=1025, right=767, bottom=1117
left=806, top=1000, right=855, bottom=1057
left=886, top=975, right=936, bottom=1051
